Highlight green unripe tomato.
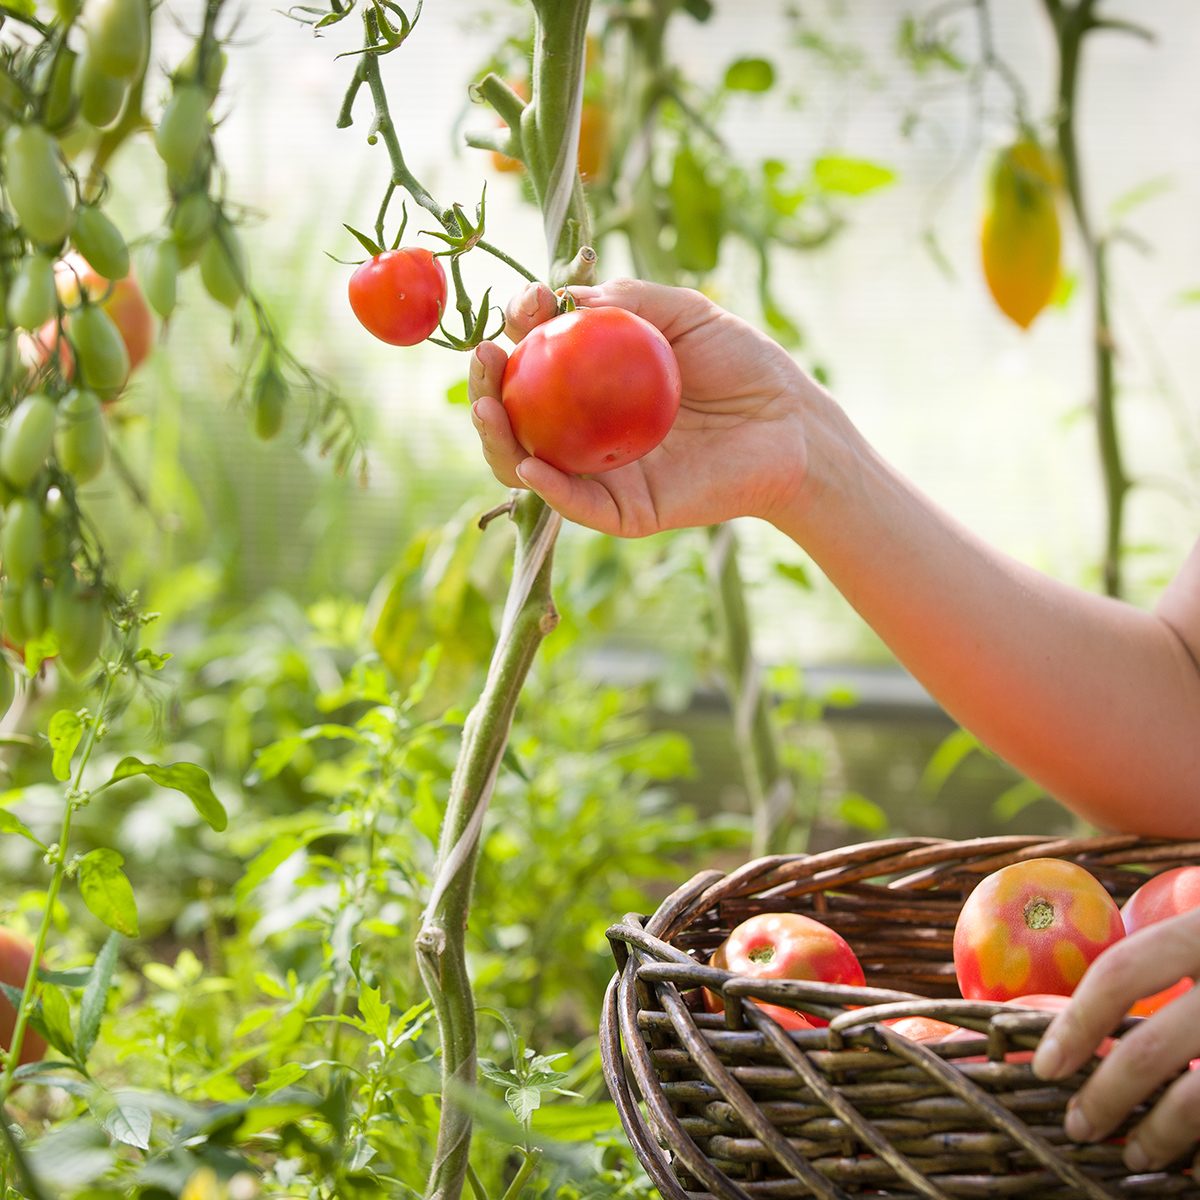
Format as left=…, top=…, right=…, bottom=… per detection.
left=253, top=364, right=287, bottom=441
left=85, top=0, right=149, bottom=81
left=199, top=225, right=245, bottom=309
left=2, top=125, right=73, bottom=247
left=7, top=254, right=58, bottom=330
left=71, top=304, right=129, bottom=399
left=42, top=47, right=79, bottom=134
left=155, top=83, right=209, bottom=179
left=2, top=499, right=43, bottom=586
left=20, top=577, right=46, bottom=640
left=1, top=394, right=57, bottom=488
left=75, top=46, right=128, bottom=130
left=169, top=192, right=214, bottom=266
left=140, top=238, right=179, bottom=319
left=55, top=585, right=105, bottom=676
left=55, top=389, right=106, bottom=483
left=71, top=206, right=129, bottom=281
left=0, top=653, right=14, bottom=719
left=41, top=489, right=70, bottom=565
left=179, top=41, right=227, bottom=100
left=2, top=578, right=27, bottom=645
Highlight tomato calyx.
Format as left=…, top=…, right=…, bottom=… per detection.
left=430, top=286, right=503, bottom=352
left=423, top=189, right=489, bottom=258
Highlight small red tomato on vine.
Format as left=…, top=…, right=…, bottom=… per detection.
left=0, top=927, right=46, bottom=1067
left=348, top=248, right=447, bottom=347
left=500, top=305, right=682, bottom=475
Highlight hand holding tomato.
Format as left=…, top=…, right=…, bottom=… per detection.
left=1032, top=906, right=1200, bottom=1173
left=469, top=278, right=815, bottom=536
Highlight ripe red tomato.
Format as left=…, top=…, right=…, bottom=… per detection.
left=348, top=248, right=447, bottom=347
left=500, top=306, right=682, bottom=475
left=1120, top=867, right=1200, bottom=1016
left=885, top=1015, right=962, bottom=1043
left=953, top=858, right=1124, bottom=1002
left=29, top=253, right=154, bottom=388
left=0, top=927, right=46, bottom=1067
left=703, top=912, right=864, bottom=1030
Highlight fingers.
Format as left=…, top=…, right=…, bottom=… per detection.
left=1034, top=911, right=1200, bottom=1082
left=1031, top=909, right=1200, bottom=1170
left=1122, top=1064, right=1200, bottom=1172
left=514, top=457, right=625, bottom=536
left=1059, top=984, right=1200, bottom=1148
left=468, top=338, right=506, bottom=406
left=470, top=394, right=526, bottom=489
left=565, top=277, right=718, bottom=342
left=503, top=281, right=558, bottom=343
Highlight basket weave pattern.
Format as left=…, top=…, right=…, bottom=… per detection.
left=601, top=834, right=1200, bottom=1199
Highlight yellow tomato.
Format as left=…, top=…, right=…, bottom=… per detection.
left=980, top=139, right=1062, bottom=330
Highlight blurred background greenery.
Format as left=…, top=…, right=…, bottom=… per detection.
left=2, top=1, right=1197, bottom=1194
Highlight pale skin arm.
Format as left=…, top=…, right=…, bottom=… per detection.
left=469, top=278, right=1200, bottom=1170
left=471, top=278, right=1200, bottom=840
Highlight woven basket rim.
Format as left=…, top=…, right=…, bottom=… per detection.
left=601, top=833, right=1200, bottom=1200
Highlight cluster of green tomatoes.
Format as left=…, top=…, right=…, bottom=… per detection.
left=0, top=0, right=251, bottom=710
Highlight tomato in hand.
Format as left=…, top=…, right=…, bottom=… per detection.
left=348, top=248, right=447, bottom=347
left=500, top=305, right=682, bottom=475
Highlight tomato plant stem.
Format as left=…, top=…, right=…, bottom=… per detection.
left=1042, top=0, right=1145, bottom=597
left=415, top=492, right=560, bottom=1200
left=0, top=666, right=116, bottom=1101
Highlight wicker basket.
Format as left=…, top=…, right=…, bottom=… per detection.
left=601, top=834, right=1200, bottom=1199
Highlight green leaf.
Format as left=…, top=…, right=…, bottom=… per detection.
left=1108, top=175, right=1173, bottom=222
left=774, top=561, right=812, bottom=590
left=813, top=155, right=896, bottom=196
left=358, top=984, right=391, bottom=1042
left=134, top=648, right=172, bottom=670
left=24, top=630, right=59, bottom=677
left=668, top=144, right=724, bottom=273
left=723, top=57, right=775, bottom=92
left=76, top=933, right=121, bottom=1061
left=77, top=849, right=139, bottom=937
left=255, top=1063, right=308, bottom=1095
left=1052, top=271, right=1077, bottom=309
left=39, top=983, right=76, bottom=1057
left=446, top=379, right=470, bottom=406
left=343, top=223, right=383, bottom=258
left=993, top=779, right=1049, bottom=823
left=47, top=710, right=83, bottom=783
left=101, top=1093, right=151, bottom=1150
left=0, top=808, right=45, bottom=850
left=531, top=1100, right=623, bottom=1139
left=610, top=732, right=694, bottom=781
left=1177, top=288, right=1200, bottom=305
left=836, top=792, right=888, bottom=834
left=506, top=1084, right=543, bottom=1126
left=920, top=728, right=981, bottom=795
left=110, top=757, right=227, bottom=831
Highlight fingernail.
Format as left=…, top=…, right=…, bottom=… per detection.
left=1033, top=1033, right=1066, bottom=1079
left=1064, top=1104, right=1094, bottom=1142
left=470, top=401, right=482, bottom=422
left=1124, top=1139, right=1150, bottom=1172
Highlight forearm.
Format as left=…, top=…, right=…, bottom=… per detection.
left=772, top=393, right=1200, bottom=838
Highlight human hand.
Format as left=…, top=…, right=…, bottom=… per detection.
left=1032, top=907, right=1200, bottom=1172
left=468, top=278, right=819, bottom=537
